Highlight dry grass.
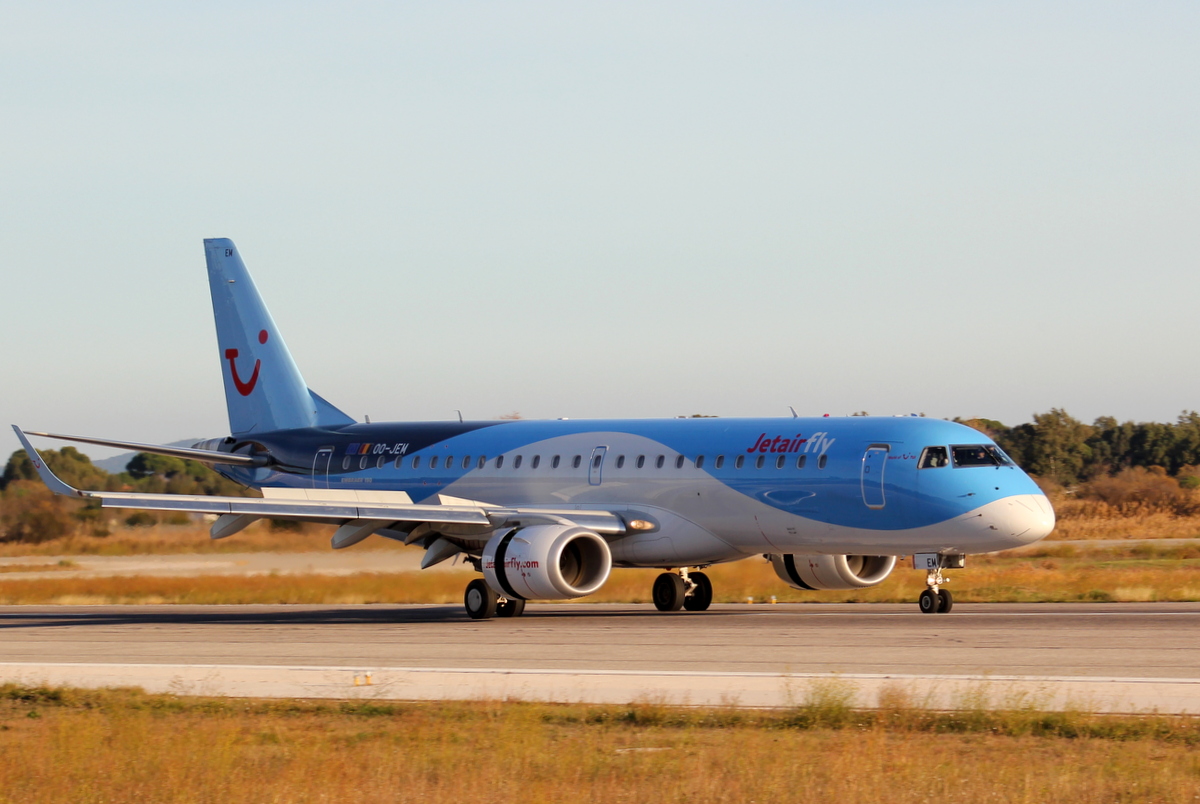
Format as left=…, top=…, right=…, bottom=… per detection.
left=1051, top=499, right=1200, bottom=540
left=0, top=544, right=1197, bottom=605
left=0, top=521, right=330, bottom=557
left=1, top=685, right=1199, bottom=804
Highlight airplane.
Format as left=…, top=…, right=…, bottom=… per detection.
left=14, top=238, right=1056, bottom=619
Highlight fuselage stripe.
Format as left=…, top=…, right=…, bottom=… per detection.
left=491, top=530, right=525, bottom=600
left=782, top=554, right=817, bottom=591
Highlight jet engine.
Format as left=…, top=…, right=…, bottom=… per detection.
left=483, top=524, right=612, bottom=601
left=770, top=554, right=896, bottom=591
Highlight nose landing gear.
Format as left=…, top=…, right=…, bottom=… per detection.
left=914, top=553, right=962, bottom=614
left=918, top=585, right=952, bottom=614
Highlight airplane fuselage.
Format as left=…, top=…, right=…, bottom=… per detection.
left=210, top=415, right=1053, bottom=567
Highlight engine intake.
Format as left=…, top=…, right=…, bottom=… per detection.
left=770, top=554, right=896, bottom=591
left=483, top=524, right=612, bottom=601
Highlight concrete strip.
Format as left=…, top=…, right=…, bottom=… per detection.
left=1, top=662, right=1196, bottom=714
left=0, top=550, right=468, bottom=579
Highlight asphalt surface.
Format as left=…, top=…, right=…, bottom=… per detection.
left=0, top=602, right=1195, bottom=677
left=1, top=602, right=1198, bottom=712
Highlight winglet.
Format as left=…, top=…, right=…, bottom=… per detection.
left=10, top=426, right=86, bottom=498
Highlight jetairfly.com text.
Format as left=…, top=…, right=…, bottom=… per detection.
left=745, top=432, right=834, bottom=455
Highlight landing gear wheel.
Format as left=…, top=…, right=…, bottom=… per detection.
left=937, top=589, right=953, bottom=614
left=653, top=572, right=686, bottom=611
left=918, top=588, right=939, bottom=614
left=465, top=579, right=498, bottom=620
left=683, top=571, right=713, bottom=611
left=496, top=597, right=526, bottom=618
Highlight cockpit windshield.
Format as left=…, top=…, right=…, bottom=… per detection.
left=951, top=445, right=1013, bottom=467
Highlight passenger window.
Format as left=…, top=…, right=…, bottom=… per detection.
left=656, top=455, right=665, bottom=469
left=412, top=456, right=421, bottom=470
left=376, top=456, right=384, bottom=470
left=462, top=456, right=471, bottom=469
left=919, top=447, right=949, bottom=469
left=818, top=454, right=828, bottom=469
left=636, top=455, right=645, bottom=469
left=715, top=455, right=725, bottom=469
left=445, top=456, right=453, bottom=469
left=573, top=455, right=582, bottom=469
left=514, top=455, right=523, bottom=469
left=696, top=456, right=705, bottom=469
left=359, top=456, right=368, bottom=470
left=394, top=456, right=403, bottom=469
left=735, top=455, right=744, bottom=469
left=496, top=456, right=504, bottom=469
left=755, top=455, right=764, bottom=469
left=776, top=455, right=786, bottom=469
left=430, top=456, right=439, bottom=469
left=675, top=456, right=685, bottom=469
left=593, top=455, right=602, bottom=468
left=796, top=455, right=806, bottom=469
left=616, top=455, right=625, bottom=469
left=477, top=456, right=486, bottom=469
left=552, top=455, right=561, bottom=469
left=342, top=456, right=351, bottom=470
left=531, top=456, right=540, bottom=469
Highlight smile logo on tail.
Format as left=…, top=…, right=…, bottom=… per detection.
left=225, top=330, right=268, bottom=396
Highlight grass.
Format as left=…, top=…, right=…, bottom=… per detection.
left=1, top=685, right=1199, bottom=803
left=1051, top=504, right=1200, bottom=541
left=0, top=522, right=328, bottom=557
left=0, top=543, right=1198, bottom=605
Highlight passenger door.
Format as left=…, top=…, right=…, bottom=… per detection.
left=861, top=445, right=888, bottom=509
left=312, top=448, right=332, bottom=489
left=588, top=446, right=608, bottom=486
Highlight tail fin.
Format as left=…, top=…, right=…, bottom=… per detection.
left=205, top=238, right=354, bottom=434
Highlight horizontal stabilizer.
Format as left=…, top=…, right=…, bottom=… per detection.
left=21, top=429, right=262, bottom=467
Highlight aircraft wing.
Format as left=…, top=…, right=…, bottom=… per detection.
left=12, top=426, right=625, bottom=536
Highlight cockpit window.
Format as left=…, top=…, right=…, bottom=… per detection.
left=918, top=446, right=949, bottom=469
left=951, top=445, right=1013, bottom=467
left=989, top=445, right=1014, bottom=465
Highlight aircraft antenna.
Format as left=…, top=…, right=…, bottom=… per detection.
left=455, top=410, right=463, bottom=423
left=788, top=406, right=799, bottom=419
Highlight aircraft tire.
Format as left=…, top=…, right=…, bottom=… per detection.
left=496, top=597, right=526, bottom=618
left=683, top=571, right=713, bottom=611
left=937, top=589, right=954, bottom=613
left=918, top=588, right=939, bottom=614
left=465, top=579, right=498, bottom=620
left=653, top=572, right=686, bottom=612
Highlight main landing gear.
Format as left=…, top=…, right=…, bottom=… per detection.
left=652, top=568, right=713, bottom=612
left=464, top=579, right=526, bottom=620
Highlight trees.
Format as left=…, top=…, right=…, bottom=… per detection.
left=1, top=447, right=254, bottom=542
left=975, top=409, right=1200, bottom=486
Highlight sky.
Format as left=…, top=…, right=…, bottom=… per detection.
left=2, top=1, right=1198, bottom=463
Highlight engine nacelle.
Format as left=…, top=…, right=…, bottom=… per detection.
left=770, top=554, right=896, bottom=591
left=483, top=524, right=612, bottom=600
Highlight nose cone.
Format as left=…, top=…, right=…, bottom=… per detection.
left=992, top=493, right=1056, bottom=546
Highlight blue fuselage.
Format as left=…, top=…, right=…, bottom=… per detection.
left=212, top=415, right=1054, bottom=567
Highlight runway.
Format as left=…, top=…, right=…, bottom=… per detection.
left=2, top=602, right=1198, bottom=712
